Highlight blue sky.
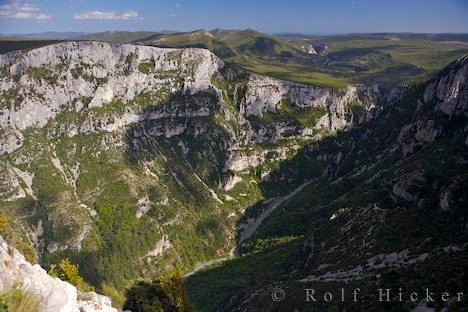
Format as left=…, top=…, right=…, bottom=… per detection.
left=0, top=0, right=467, bottom=34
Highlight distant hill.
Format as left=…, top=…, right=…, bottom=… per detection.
left=279, top=32, right=468, bottom=43
left=136, top=29, right=307, bottom=58
left=75, top=31, right=166, bottom=43
left=0, top=39, right=64, bottom=54
left=0, top=32, right=85, bottom=39
left=135, top=29, right=468, bottom=88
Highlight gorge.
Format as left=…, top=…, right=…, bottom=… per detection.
left=0, top=38, right=466, bottom=311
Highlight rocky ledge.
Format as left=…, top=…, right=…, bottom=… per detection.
left=0, top=235, right=117, bottom=312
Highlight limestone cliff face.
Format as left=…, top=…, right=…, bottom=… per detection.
left=0, top=41, right=222, bottom=154
left=399, top=55, right=468, bottom=156
left=242, top=74, right=380, bottom=131
left=0, top=41, right=389, bottom=204
left=217, top=70, right=385, bottom=176
left=0, top=41, right=384, bottom=156
left=423, top=55, right=468, bottom=117
left=0, top=236, right=116, bottom=312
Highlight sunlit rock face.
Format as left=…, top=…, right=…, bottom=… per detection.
left=424, top=55, right=468, bottom=117
left=0, top=235, right=117, bottom=312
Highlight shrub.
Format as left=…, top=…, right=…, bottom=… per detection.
left=27, top=67, right=58, bottom=84
left=49, top=258, right=94, bottom=292
left=0, top=288, right=41, bottom=312
left=123, top=279, right=170, bottom=312
left=124, top=269, right=192, bottom=312
left=0, top=215, right=13, bottom=242
left=138, top=60, right=156, bottom=74
left=101, top=282, right=125, bottom=310
left=14, top=241, right=37, bottom=264
left=0, top=215, right=36, bottom=264
left=0, top=215, right=9, bottom=232
left=160, top=268, right=192, bottom=312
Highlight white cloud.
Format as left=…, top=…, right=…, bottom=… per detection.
left=73, top=10, right=143, bottom=20
left=0, top=0, right=52, bottom=20
left=176, top=4, right=181, bottom=8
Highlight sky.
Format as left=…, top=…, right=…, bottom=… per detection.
left=0, top=0, right=468, bottom=35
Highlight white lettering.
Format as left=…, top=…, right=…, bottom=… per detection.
left=441, top=292, right=450, bottom=302
left=379, top=289, right=391, bottom=302
left=425, top=288, right=435, bottom=302
left=305, top=289, right=317, bottom=302
left=353, top=288, right=360, bottom=302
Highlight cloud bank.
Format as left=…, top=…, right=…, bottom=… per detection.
left=0, top=0, right=52, bottom=20
left=73, top=10, right=143, bottom=20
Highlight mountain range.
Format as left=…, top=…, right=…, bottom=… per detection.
left=0, top=30, right=466, bottom=312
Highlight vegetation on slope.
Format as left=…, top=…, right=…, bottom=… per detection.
left=49, top=258, right=94, bottom=292
left=185, top=58, right=468, bottom=311
left=0, top=288, right=41, bottom=312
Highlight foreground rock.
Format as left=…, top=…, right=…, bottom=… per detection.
left=0, top=235, right=117, bottom=312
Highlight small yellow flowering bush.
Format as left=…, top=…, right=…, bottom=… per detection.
left=49, top=258, right=94, bottom=292
left=0, top=215, right=9, bottom=232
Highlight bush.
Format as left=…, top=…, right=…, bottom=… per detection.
left=15, top=241, right=37, bottom=264
left=138, top=60, right=156, bottom=74
left=49, top=258, right=94, bottom=292
left=240, top=236, right=299, bottom=254
left=0, top=288, right=41, bottom=312
left=0, top=215, right=8, bottom=232
left=0, top=215, right=36, bottom=264
left=0, top=215, right=13, bottom=242
left=124, top=279, right=171, bottom=312
left=101, top=282, right=125, bottom=310
left=124, top=269, right=192, bottom=312
left=160, top=268, right=192, bottom=312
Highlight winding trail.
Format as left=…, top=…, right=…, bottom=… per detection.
left=183, top=180, right=313, bottom=278
left=235, top=180, right=313, bottom=253
left=183, top=257, right=230, bottom=278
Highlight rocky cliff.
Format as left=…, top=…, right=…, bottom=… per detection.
left=0, top=41, right=221, bottom=153
left=0, top=235, right=116, bottom=312
left=0, top=41, right=389, bottom=291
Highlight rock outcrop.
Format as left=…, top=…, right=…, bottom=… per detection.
left=423, top=55, right=468, bottom=117
left=0, top=235, right=117, bottom=312
left=0, top=41, right=221, bottom=153
left=238, top=71, right=381, bottom=131
left=398, top=55, right=468, bottom=157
